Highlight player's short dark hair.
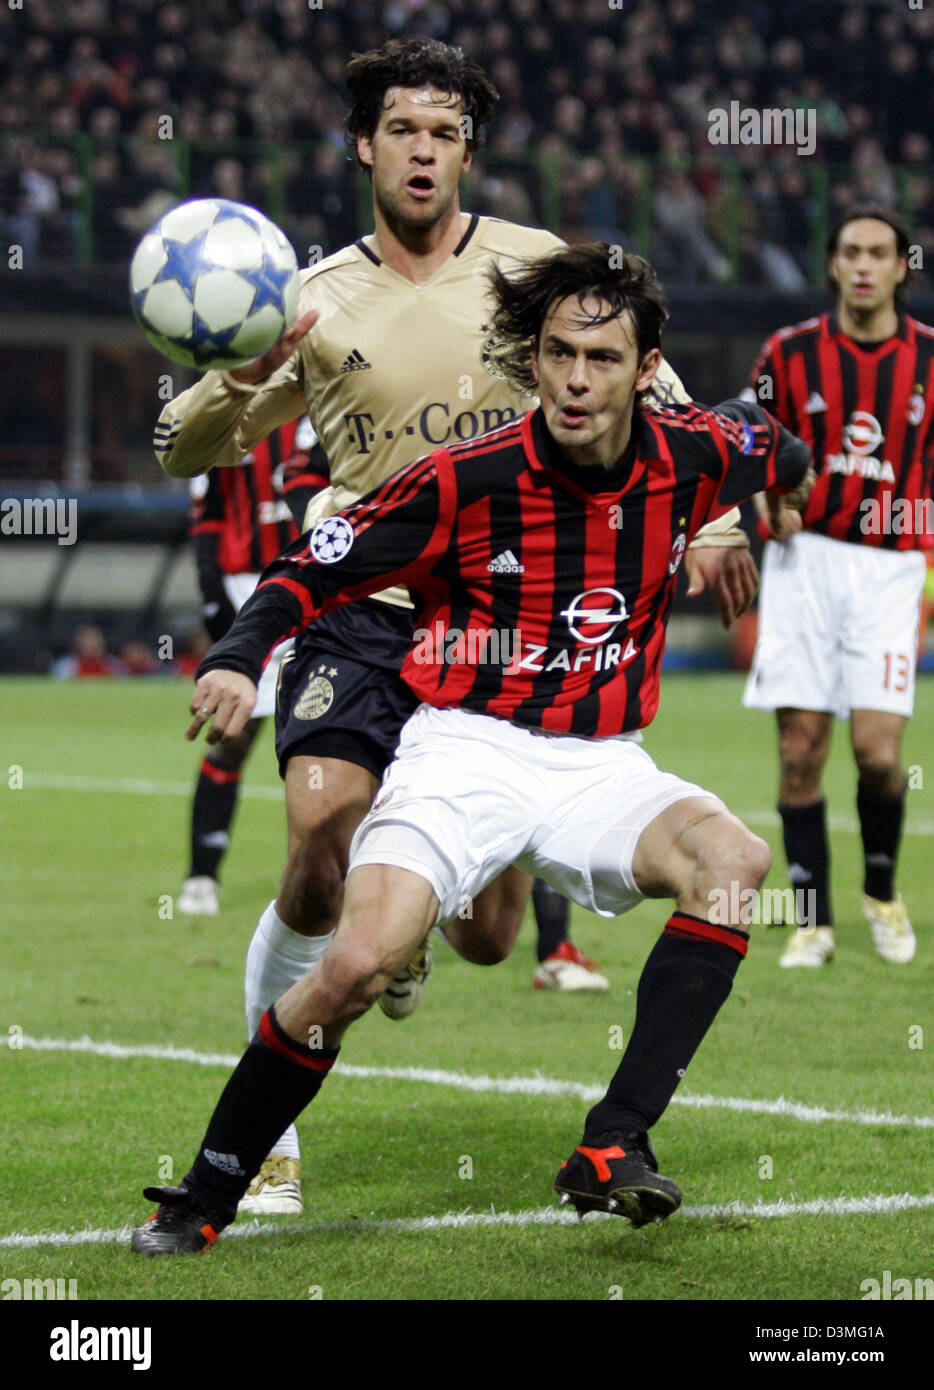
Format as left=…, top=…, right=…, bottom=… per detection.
left=485, top=243, right=669, bottom=396
left=345, top=38, right=499, bottom=176
left=826, top=204, right=912, bottom=305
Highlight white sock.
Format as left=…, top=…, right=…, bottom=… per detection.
left=245, top=900, right=334, bottom=1163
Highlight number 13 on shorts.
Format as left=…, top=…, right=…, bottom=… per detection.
left=883, top=652, right=910, bottom=693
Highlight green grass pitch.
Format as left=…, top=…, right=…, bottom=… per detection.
left=0, top=673, right=932, bottom=1303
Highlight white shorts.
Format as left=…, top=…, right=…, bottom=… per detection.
left=348, top=705, right=712, bottom=924
left=223, top=573, right=294, bottom=718
left=743, top=532, right=925, bottom=720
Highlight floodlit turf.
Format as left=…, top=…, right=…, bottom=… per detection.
left=1, top=673, right=932, bottom=1302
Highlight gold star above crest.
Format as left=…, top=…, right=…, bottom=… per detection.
left=329, top=667, right=338, bottom=677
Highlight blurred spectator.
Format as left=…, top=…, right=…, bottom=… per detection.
left=741, top=168, right=808, bottom=292
left=0, top=0, right=931, bottom=285
left=653, top=168, right=731, bottom=283
left=119, top=640, right=163, bottom=676
left=1, top=142, right=78, bottom=263
left=52, top=625, right=122, bottom=679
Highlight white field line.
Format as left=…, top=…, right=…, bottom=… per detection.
left=21, top=772, right=282, bottom=801
left=16, top=1035, right=934, bottom=1130
left=17, top=774, right=934, bottom=835
left=2, top=1192, right=934, bottom=1251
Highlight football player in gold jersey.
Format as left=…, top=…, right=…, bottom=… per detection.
left=155, top=38, right=757, bottom=1214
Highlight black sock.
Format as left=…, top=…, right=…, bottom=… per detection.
left=189, top=759, right=242, bottom=880
left=183, top=1005, right=338, bottom=1224
left=778, top=798, right=831, bottom=926
left=857, top=784, right=905, bottom=901
left=532, top=878, right=570, bottom=960
left=583, top=912, right=748, bottom=1139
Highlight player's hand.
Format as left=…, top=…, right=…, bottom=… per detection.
left=685, top=545, right=760, bottom=628
left=764, top=500, right=804, bottom=540
left=187, top=670, right=257, bottom=743
left=228, top=308, right=320, bottom=385
left=757, top=467, right=815, bottom=540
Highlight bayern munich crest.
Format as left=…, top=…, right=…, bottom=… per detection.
left=310, top=516, right=354, bottom=563
left=294, top=675, right=334, bottom=720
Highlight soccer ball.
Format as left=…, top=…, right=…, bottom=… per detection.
left=129, top=198, right=300, bottom=370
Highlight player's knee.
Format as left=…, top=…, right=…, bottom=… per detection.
left=458, top=899, right=524, bottom=964
left=853, top=745, right=900, bottom=793
left=442, top=919, right=511, bottom=965
left=778, top=733, right=826, bottom=788
left=315, top=940, right=388, bottom=1018
left=698, top=821, right=771, bottom=896
left=741, top=832, right=773, bottom=889
left=471, top=937, right=513, bottom=966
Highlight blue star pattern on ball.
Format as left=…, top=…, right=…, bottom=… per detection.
left=310, top=517, right=355, bottom=564
left=241, top=255, right=299, bottom=314
left=187, top=313, right=247, bottom=367
left=152, top=229, right=216, bottom=291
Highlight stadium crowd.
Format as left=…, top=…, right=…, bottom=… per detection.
left=2, top=0, right=933, bottom=285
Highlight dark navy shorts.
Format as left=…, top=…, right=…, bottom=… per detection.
left=274, top=598, right=419, bottom=780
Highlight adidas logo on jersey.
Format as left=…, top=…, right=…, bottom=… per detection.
left=487, top=549, right=525, bottom=574
left=340, top=348, right=372, bottom=373
left=805, top=391, right=827, bottom=414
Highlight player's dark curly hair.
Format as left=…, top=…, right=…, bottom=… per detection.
left=485, top=243, right=669, bottom=396
left=345, top=38, right=499, bottom=175
left=826, top=204, right=913, bottom=307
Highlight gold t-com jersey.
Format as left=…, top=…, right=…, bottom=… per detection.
left=156, top=215, right=695, bottom=604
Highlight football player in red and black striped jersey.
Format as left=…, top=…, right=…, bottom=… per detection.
left=131, top=244, right=813, bottom=1252
left=178, top=417, right=329, bottom=916
left=156, top=38, right=764, bottom=1218
left=742, top=206, right=933, bottom=968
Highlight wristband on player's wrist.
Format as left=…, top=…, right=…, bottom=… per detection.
left=687, top=526, right=750, bottom=550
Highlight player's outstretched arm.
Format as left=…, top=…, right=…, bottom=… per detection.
left=155, top=309, right=320, bottom=478
left=192, top=453, right=452, bottom=713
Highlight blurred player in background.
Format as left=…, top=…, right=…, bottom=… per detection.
left=154, top=37, right=757, bottom=1214
left=178, top=417, right=328, bottom=915
left=743, top=206, right=934, bottom=967
left=130, top=243, right=813, bottom=1255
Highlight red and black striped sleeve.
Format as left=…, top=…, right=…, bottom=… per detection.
left=705, top=399, right=811, bottom=506
left=197, top=452, right=455, bottom=684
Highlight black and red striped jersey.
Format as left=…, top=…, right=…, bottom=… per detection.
left=745, top=312, right=934, bottom=550
left=189, top=418, right=330, bottom=575
left=202, top=402, right=808, bottom=737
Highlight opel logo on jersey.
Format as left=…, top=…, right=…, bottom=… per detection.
left=309, top=516, right=354, bottom=563
left=842, top=411, right=884, bottom=456
left=561, top=587, right=629, bottom=644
